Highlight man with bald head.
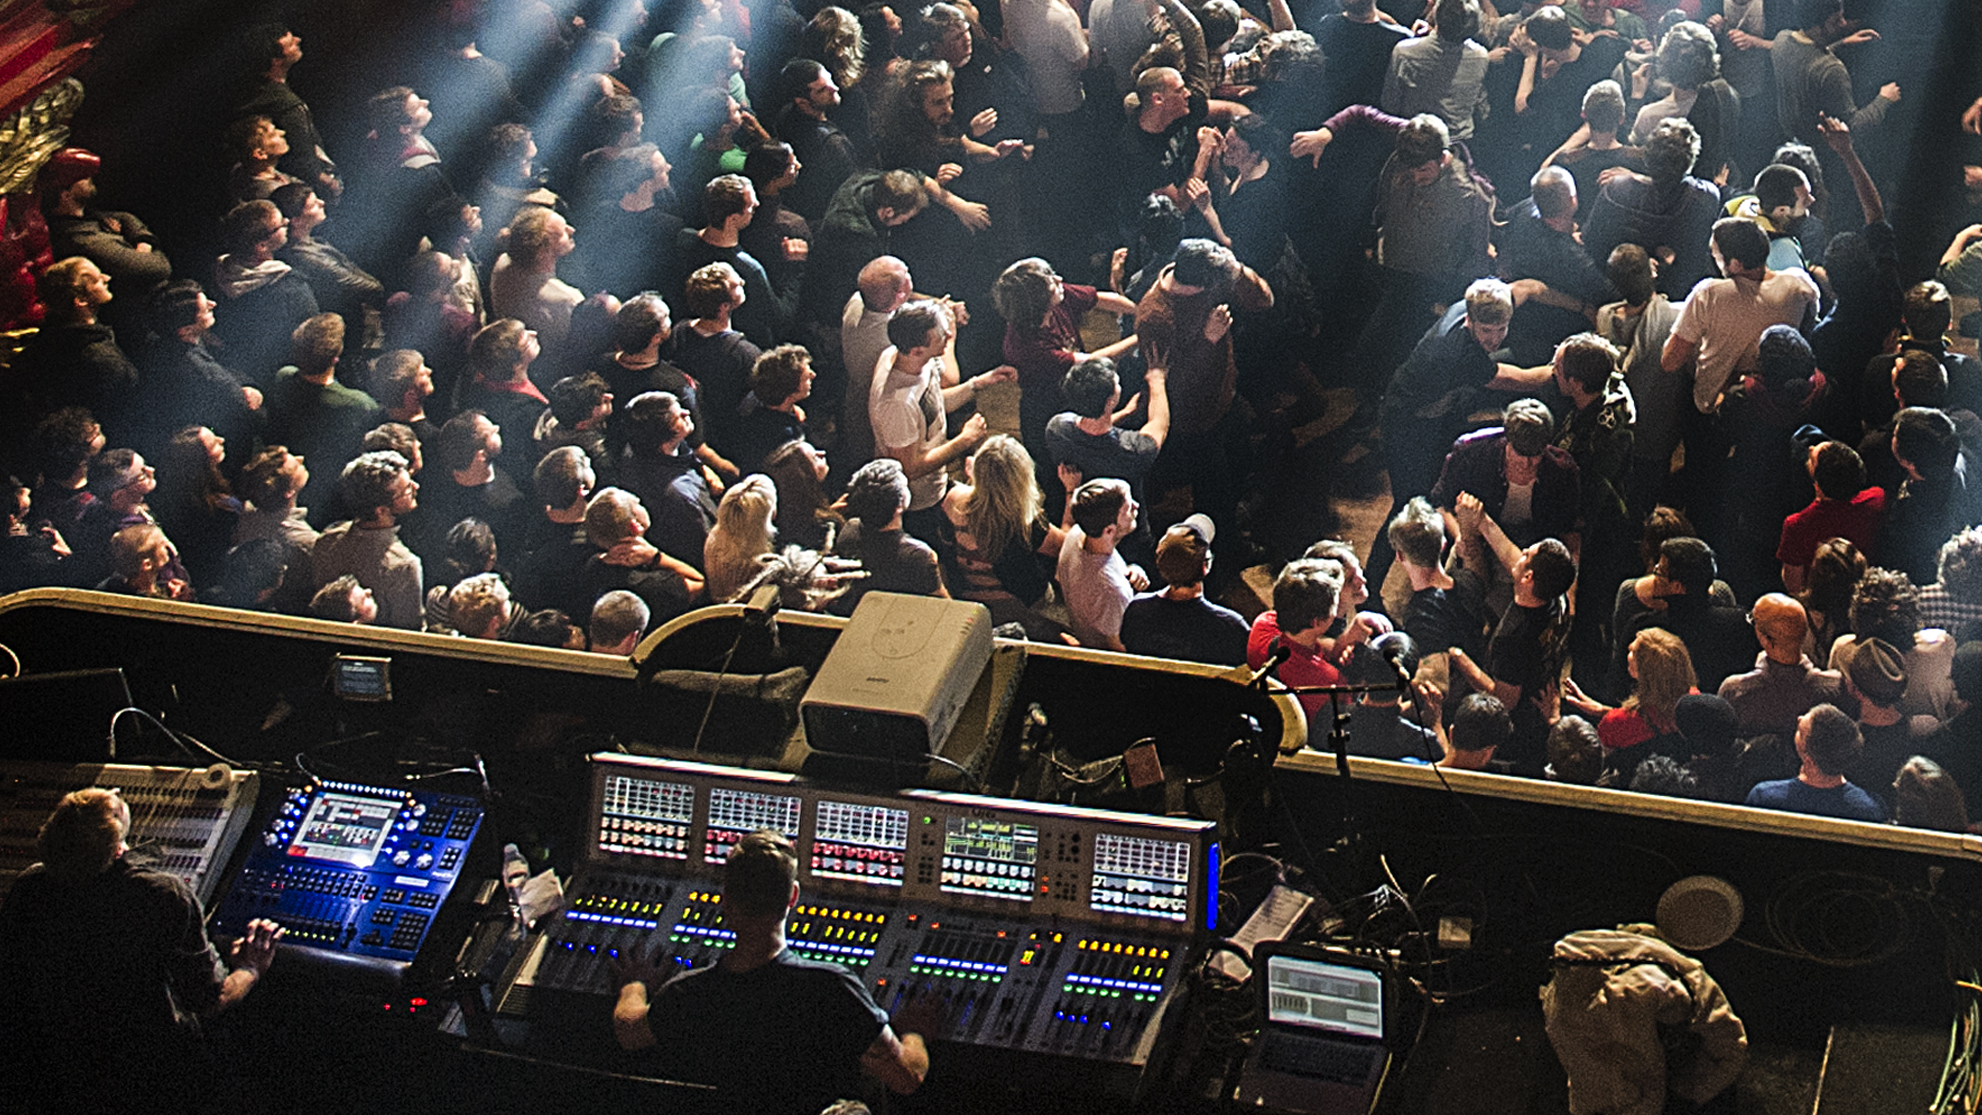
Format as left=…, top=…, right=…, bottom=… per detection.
left=842, top=255, right=915, bottom=463
left=1717, top=593, right=1846, bottom=738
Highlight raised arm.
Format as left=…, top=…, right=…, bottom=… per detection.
left=1817, top=113, right=1882, bottom=226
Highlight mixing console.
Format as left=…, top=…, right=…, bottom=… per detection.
left=0, top=761, right=259, bottom=905
left=211, top=777, right=484, bottom=972
left=494, top=756, right=1216, bottom=1071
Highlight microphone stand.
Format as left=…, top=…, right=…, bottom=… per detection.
left=1275, top=680, right=1408, bottom=869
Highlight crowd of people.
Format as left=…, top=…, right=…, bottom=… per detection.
left=3, top=0, right=1982, bottom=830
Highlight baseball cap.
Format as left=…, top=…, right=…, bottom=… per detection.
left=1154, top=513, right=1214, bottom=586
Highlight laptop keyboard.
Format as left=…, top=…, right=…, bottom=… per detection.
left=1261, top=1033, right=1376, bottom=1083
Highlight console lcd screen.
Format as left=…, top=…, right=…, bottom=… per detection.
left=811, top=800, right=909, bottom=886
left=1089, top=833, right=1192, bottom=921
left=332, top=655, right=392, bottom=701
left=288, top=792, right=398, bottom=868
left=940, top=816, right=1037, bottom=901
left=703, top=787, right=802, bottom=864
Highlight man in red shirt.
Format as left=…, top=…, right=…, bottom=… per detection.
left=1777, top=439, right=1885, bottom=593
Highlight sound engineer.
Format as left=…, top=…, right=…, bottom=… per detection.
left=611, top=828, right=931, bottom=1115
left=0, top=787, right=285, bottom=1112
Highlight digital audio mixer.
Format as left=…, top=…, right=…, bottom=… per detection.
left=495, top=756, right=1216, bottom=1070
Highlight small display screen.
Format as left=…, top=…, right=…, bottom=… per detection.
left=288, top=791, right=398, bottom=868
left=940, top=816, right=1037, bottom=902
left=598, top=775, right=696, bottom=859
left=811, top=800, right=908, bottom=886
left=1090, top=833, right=1192, bottom=922
left=1266, top=955, right=1384, bottom=1040
left=704, top=787, right=802, bottom=864
left=332, top=655, right=391, bottom=701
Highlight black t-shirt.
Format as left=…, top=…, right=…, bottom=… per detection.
left=1348, top=701, right=1440, bottom=761
left=1489, top=599, right=1557, bottom=774
left=644, top=950, right=889, bottom=1115
left=830, top=518, right=943, bottom=615
left=1119, top=591, right=1250, bottom=666
left=1402, top=570, right=1492, bottom=662
left=1314, top=15, right=1408, bottom=116
left=0, top=860, right=226, bottom=1108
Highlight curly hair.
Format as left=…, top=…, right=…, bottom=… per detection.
left=1642, top=117, right=1701, bottom=183
left=1850, top=566, right=1921, bottom=646
left=1655, top=21, right=1718, bottom=90
left=1937, top=526, right=1982, bottom=600
left=803, top=6, right=867, bottom=87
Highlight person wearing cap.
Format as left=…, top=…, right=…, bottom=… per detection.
left=1119, top=514, right=1246, bottom=665
left=1670, top=693, right=1749, bottom=803
left=1743, top=704, right=1886, bottom=822
left=1716, top=592, right=1846, bottom=738
left=1835, top=637, right=1923, bottom=813
left=1057, top=478, right=1148, bottom=652
left=1344, top=631, right=1443, bottom=761
left=39, top=148, right=173, bottom=325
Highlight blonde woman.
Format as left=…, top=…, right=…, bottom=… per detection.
left=1564, top=626, right=1697, bottom=776
left=939, top=435, right=1067, bottom=633
left=704, top=474, right=779, bottom=603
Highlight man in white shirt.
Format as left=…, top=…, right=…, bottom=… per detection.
left=1661, top=216, right=1818, bottom=513
left=1056, top=477, right=1149, bottom=651
left=869, top=299, right=1014, bottom=540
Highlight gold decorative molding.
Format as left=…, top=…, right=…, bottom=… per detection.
left=0, top=76, right=82, bottom=195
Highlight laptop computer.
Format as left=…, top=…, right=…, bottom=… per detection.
left=1233, top=941, right=1394, bottom=1115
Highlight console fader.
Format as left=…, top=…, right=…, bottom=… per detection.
left=495, top=755, right=1217, bottom=1071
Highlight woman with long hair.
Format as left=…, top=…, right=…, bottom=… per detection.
left=990, top=258, right=1138, bottom=458
left=762, top=439, right=842, bottom=551
left=1564, top=627, right=1697, bottom=782
left=1799, top=536, right=1865, bottom=660
left=152, top=425, right=242, bottom=587
left=939, top=435, right=1066, bottom=634
left=803, top=6, right=879, bottom=158
left=704, top=474, right=779, bottom=603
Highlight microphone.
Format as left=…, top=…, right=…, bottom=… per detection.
left=1379, top=639, right=1414, bottom=693
left=1245, top=641, right=1294, bottom=689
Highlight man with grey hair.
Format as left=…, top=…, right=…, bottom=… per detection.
left=1432, top=399, right=1582, bottom=601
left=588, top=589, right=651, bottom=654
left=840, top=255, right=915, bottom=463
left=1496, top=165, right=1614, bottom=364
left=1921, top=526, right=1982, bottom=637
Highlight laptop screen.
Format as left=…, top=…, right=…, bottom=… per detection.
left=1265, top=953, right=1385, bottom=1040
